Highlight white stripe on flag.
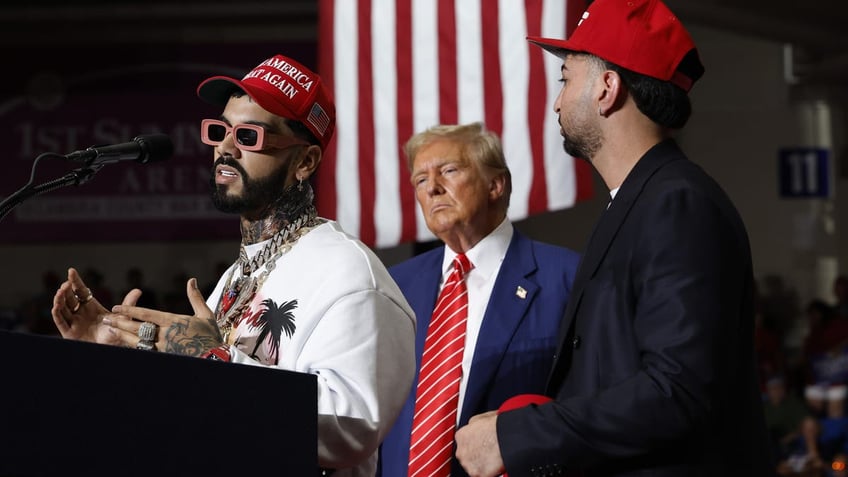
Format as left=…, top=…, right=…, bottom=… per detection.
left=372, top=0, right=402, bottom=247
left=500, top=0, right=532, bottom=220
left=542, top=0, right=576, bottom=209
left=455, top=1, right=485, bottom=125
left=333, top=0, right=361, bottom=236
left=412, top=0, right=439, bottom=243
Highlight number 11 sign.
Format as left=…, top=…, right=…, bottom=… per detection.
left=778, top=147, right=831, bottom=198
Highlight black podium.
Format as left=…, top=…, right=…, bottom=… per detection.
left=0, top=330, right=317, bottom=476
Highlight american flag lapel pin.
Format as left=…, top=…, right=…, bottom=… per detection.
left=516, top=286, right=527, bottom=299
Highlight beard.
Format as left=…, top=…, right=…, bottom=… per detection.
left=562, top=128, right=601, bottom=161
left=559, top=82, right=603, bottom=161
left=560, top=113, right=602, bottom=161
left=210, top=157, right=290, bottom=215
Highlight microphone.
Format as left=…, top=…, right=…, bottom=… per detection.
left=65, top=134, right=174, bottom=165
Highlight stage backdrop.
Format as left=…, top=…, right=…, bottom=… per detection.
left=0, top=42, right=315, bottom=244
left=316, top=0, right=593, bottom=248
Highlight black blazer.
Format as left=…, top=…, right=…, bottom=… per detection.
left=497, top=140, right=775, bottom=477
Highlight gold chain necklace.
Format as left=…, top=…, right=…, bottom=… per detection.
left=214, top=214, right=322, bottom=344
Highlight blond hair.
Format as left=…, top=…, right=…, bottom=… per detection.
left=403, top=122, right=512, bottom=207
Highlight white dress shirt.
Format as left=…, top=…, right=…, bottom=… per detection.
left=439, top=218, right=513, bottom=422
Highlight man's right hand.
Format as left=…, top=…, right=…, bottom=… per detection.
left=51, top=267, right=141, bottom=344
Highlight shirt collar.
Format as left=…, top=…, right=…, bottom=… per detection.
left=442, top=218, right=513, bottom=279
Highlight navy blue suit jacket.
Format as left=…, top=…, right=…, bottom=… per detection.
left=378, top=229, right=580, bottom=477
left=498, top=140, right=775, bottom=477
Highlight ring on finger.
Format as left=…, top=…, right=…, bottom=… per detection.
left=137, top=322, right=158, bottom=342
left=136, top=340, right=155, bottom=351
left=71, top=289, right=93, bottom=313
left=77, top=289, right=94, bottom=304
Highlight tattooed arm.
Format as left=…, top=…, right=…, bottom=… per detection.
left=103, top=277, right=223, bottom=356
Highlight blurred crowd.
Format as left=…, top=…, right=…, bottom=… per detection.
left=759, top=275, right=848, bottom=476
left=0, top=263, right=229, bottom=337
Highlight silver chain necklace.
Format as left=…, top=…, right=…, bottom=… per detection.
left=216, top=211, right=322, bottom=344
left=238, top=212, right=318, bottom=276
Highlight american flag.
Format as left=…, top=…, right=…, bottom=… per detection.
left=308, top=103, right=332, bottom=137
left=316, top=0, right=593, bottom=248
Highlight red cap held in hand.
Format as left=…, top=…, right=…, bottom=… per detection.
left=498, top=393, right=553, bottom=413
left=498, top=394, right=554, bottom=477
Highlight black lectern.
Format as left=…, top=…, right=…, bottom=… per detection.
left=0, top=330, right=317, bottom=476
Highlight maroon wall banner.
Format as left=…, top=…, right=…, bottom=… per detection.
left=1, top=42, right=316, bottom=244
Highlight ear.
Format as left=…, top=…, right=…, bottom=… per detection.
left=488, top=172, right=506, bottom=202
left=294, top=145, right=323, bottom=181
left=598, top=69, right=624, bottom=116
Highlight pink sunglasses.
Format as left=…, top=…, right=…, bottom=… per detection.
left=200, top=119, right=309, bottom=152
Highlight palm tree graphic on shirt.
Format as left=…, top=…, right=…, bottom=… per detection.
left=248, top=298, right=297, bottom=362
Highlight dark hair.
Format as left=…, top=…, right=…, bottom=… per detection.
left=599, top=50, right=700, bottom=129
left=284, top=119, right=321, bottom=148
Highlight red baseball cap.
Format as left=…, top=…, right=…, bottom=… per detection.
left=498, top=393, right=553, bottom=412
left=498, top=394, right=554, bottom=477
left=197, top=54, right=336, bottom=150
left=527, top=0, right=704, bottom=92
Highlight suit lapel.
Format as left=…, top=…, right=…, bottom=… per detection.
left=459, top=232, right=538, bottom=423
left=547, top=140, right=684, bottom=390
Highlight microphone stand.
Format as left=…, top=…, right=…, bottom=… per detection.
left=0, top=153, right=105, bottom=223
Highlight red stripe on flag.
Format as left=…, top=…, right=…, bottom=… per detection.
left=525, top=0, right=549, bottom=214
left=574, top=159, right=594, bottom=201
left=567, top=0, right=593, bottom=202
left=316, top=0, right=338, bottom=220
left=481, top=1, right=503, bottom=137
left=568, top=0, right=588, bottom=36
left=396, top=0, right=417, bottom=243
left=438, top=0, right=457, bottom=125
left=357, top=0, right=377, bottom=245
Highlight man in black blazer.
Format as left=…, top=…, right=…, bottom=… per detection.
left=454, top=0, right=775, bottom=475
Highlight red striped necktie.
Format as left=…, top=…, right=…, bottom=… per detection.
left=408, top=253, right=473, bottom=477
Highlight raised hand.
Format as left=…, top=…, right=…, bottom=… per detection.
left=102, top=277, right=222, bottom=357
left=51, top=267, right=141, bottom=344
